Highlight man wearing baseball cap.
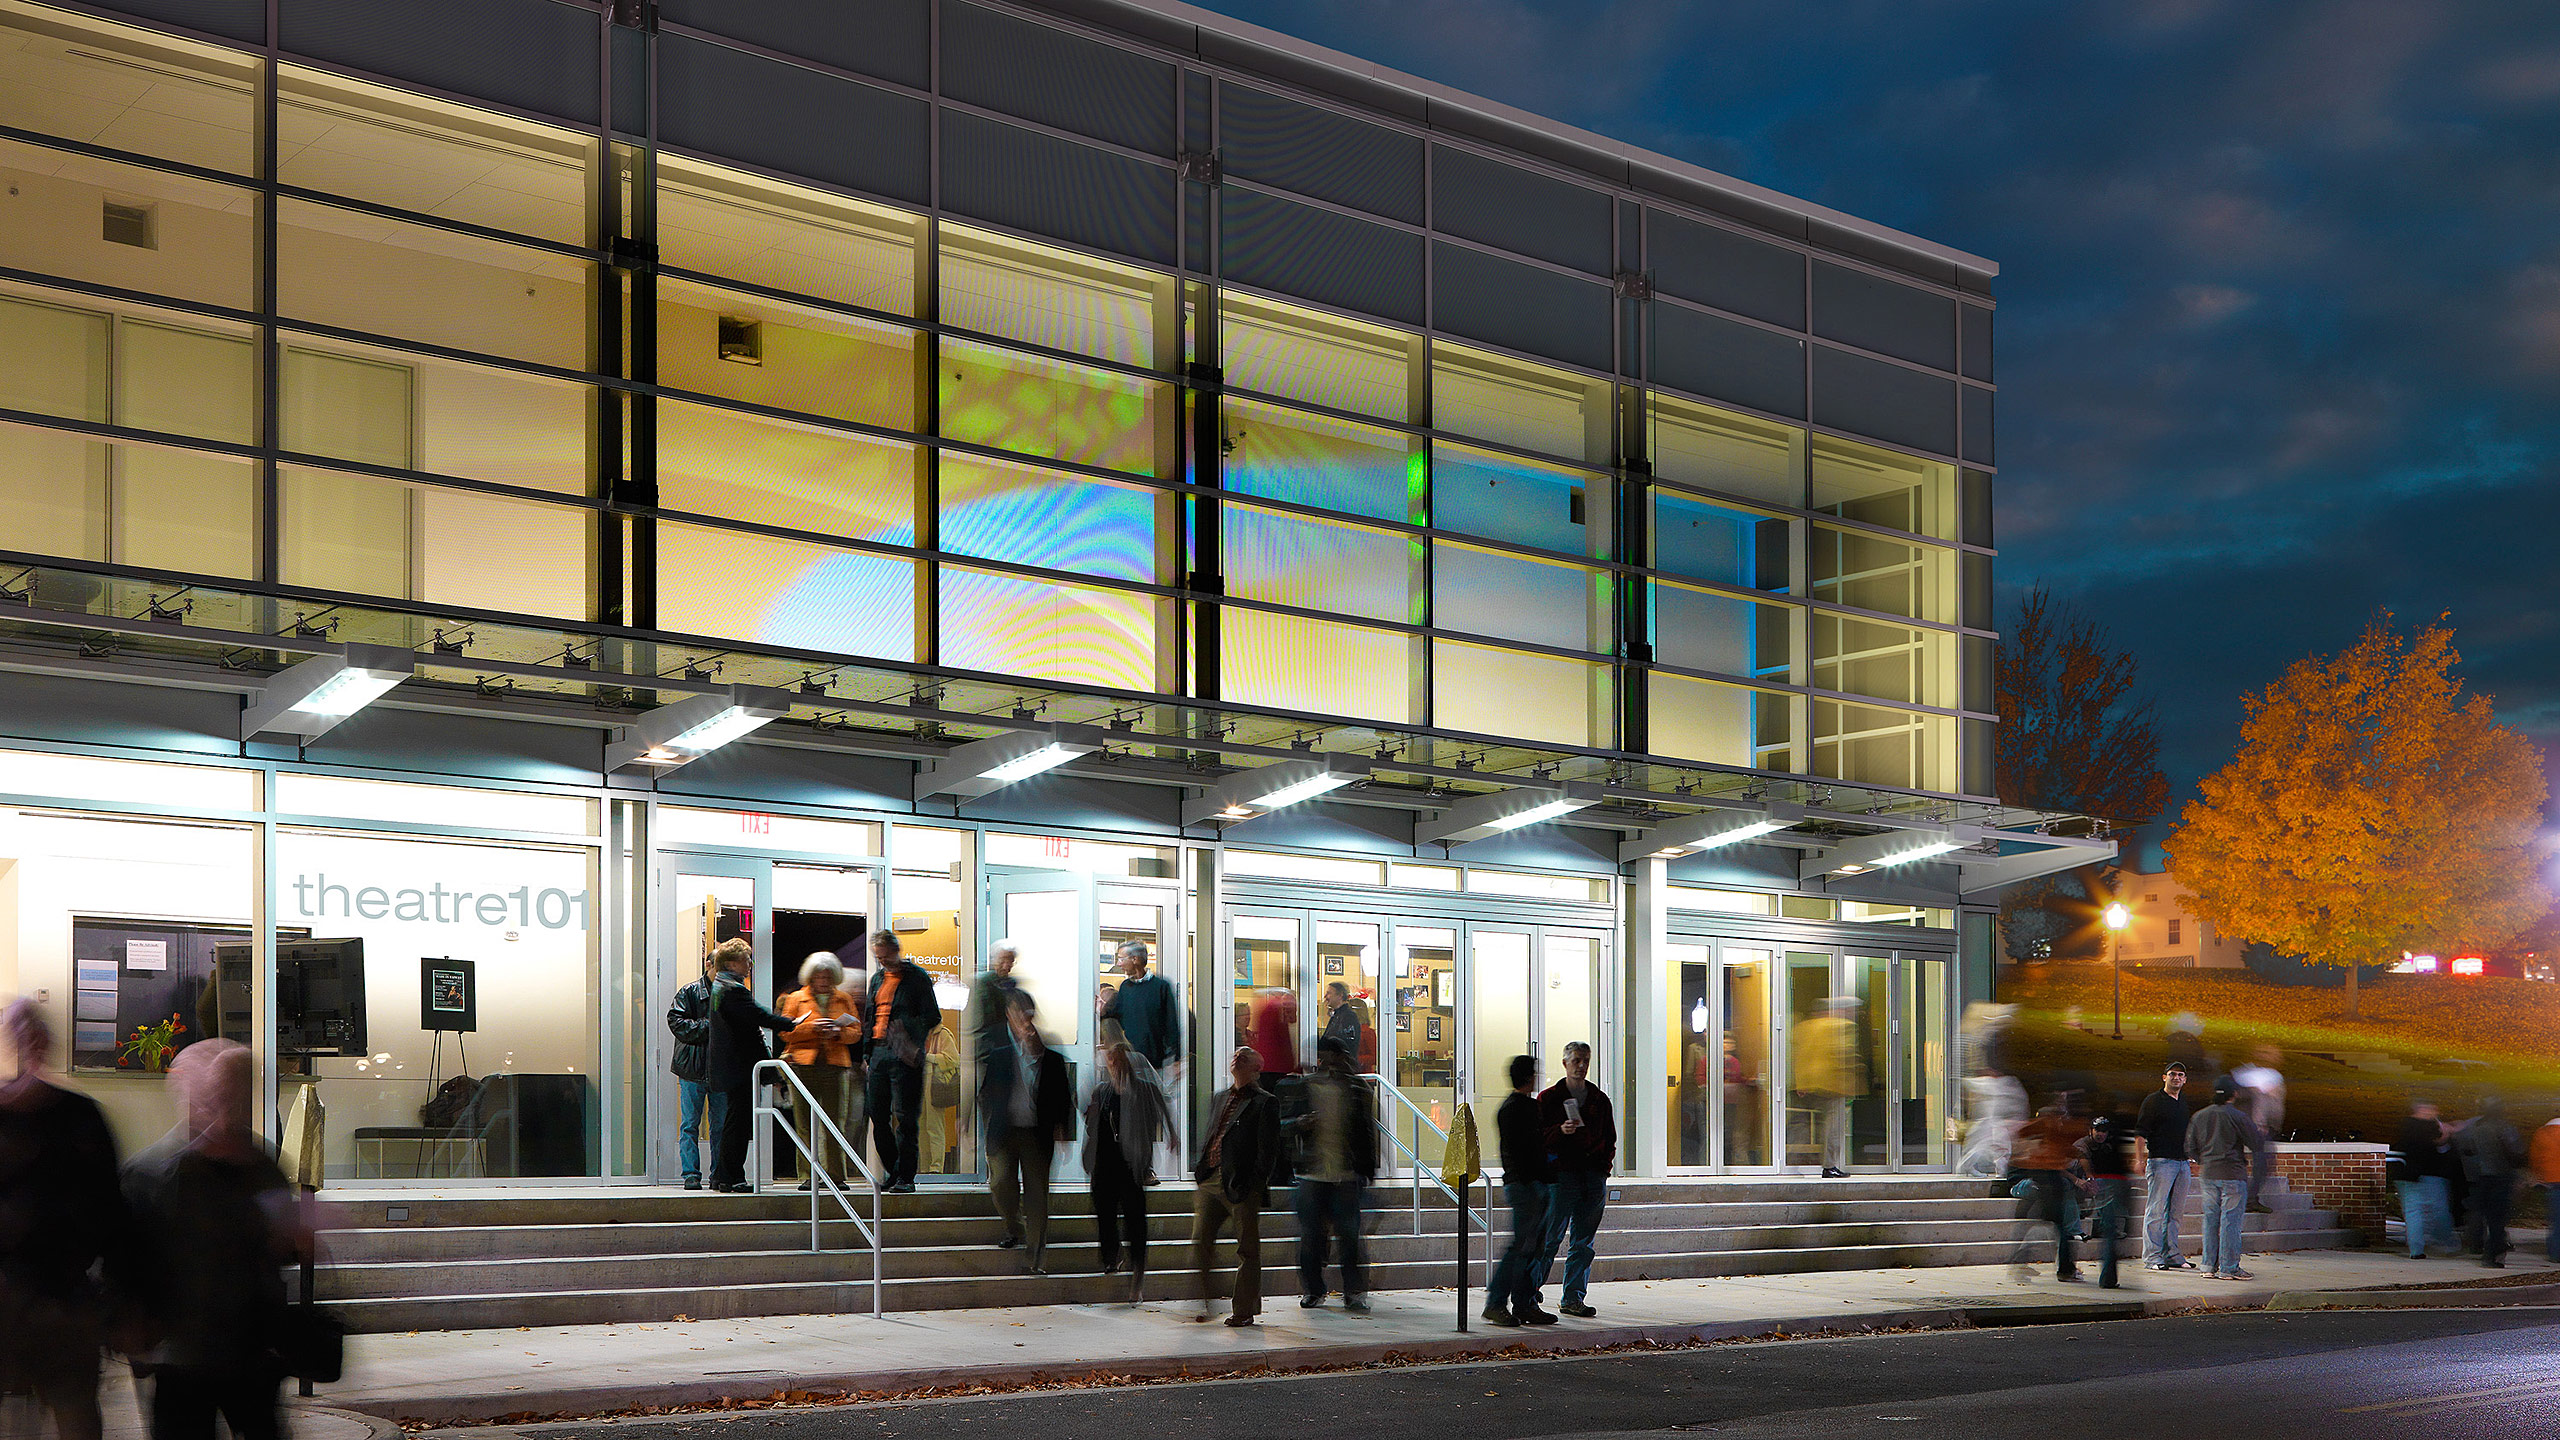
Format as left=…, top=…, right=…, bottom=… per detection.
left=2136, top=1063, right=2196, bottom=1269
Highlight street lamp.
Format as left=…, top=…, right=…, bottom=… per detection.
left=2104, top=900, right=2132, bottom=1039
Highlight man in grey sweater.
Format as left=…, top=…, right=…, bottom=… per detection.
left=2188, top=1076, right=2264, bottom=1280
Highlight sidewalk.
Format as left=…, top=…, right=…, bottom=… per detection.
left=305, top=1246, right=2558, bottom=1425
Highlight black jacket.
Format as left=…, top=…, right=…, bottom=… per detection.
left=982, top=1040, right=1075, bottom=1139
left=2136, top=1089, right=2190, bottom=1162
left=1287, top=1067, right=1378, bottom=1181
left=1497, top=1090, right=1551, bottom=1185
left=2387, top=1115, right=2442, bottom=1185
left=668, top=976, right=714, bottom=1082
left=1540, top=1079, right=1617, bottom=1175
left=1195, top=1081, right=1282, bottom=1205
left=859, top=958, right=944, bottom=1068
left=705, top=975, right=794, bottom=1091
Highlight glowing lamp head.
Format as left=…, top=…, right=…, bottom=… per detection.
left=2102, top=902, right=2131, bottom=931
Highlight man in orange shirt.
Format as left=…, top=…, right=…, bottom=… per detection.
left=859, top=932, right=942, bottom=1194
left=2527, top=1110, right=2560, bottom=1263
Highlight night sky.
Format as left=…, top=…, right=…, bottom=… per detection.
left=1192, top=0, right=2560, bottom=857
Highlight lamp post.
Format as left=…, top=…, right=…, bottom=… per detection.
left=2104, top=901, right=2132, bottom=1039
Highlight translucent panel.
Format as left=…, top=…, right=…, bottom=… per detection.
left=1221, top=291, right=1416, bottom=421
left=659, top=276, right=920, bottom=430
left=1649, top=672, right=1797, bottom=772
left=1223, top=504, right=1417, bottom=624
left=1225, top=850, right=1384, bottom=885
left=1664, top=887, right=1776, bottom=915
left=1219, top=607, right=1419, bottom=727
left=1651, top=393, right=1803, bottom=507
left=277, top=197, right=591, bottom=371
left=1809, top=523, right=1956, bottom=623
left=1810, top=612, right=1954, bottom=707
left=939, top=223, right=1162, bottom=367
left=0, top=288, right=257, bottom=445
left=113, top=440, right=255, bottom=578
left=1653, top=488, right=1789, bottom=591
left=939, top=566, right=1156, bottom=690
left=1811, top=698, right=1953, bottom=792
left=1468, top=930, right=1530, bottom=1142
left=1431, top=443, right=1598, bottom=555
left=1430, top=342, right=1609, bottom=465
left=0, top=135, right=256, bottom=309
left=656, top=519, right=917, bottom=659
left=938, top=452, right=1157, bottom=583
left=281, top=465, right=591, bottom=621
left=1467, top=870, right=1606, bottom=903
left=1432, top=640, right=1610, bottom=748
left=657, top=397, right=918, bottom=545
left=1652, top=581, right=1796, bottom=683
left=1389, top=863, right=1458, bottom=891
left=938, top=339, right=1166, bottom=476
left=657, top=155, right=921, bottom=315
left=660, top=807, right=880, bottom=855
left=283, top=330, right=590, bottom=494
left=278, top=65, right=595, bottom=246
left=1221, top=396, right=1420, bottom=524
left=1811, top=435, right=1956, bottom=540
left=3, top=420, right=101, bottom=562
left=0, top=1, right=259, bottom=173
left=277, top=775, right=596, bottom=835
left=0, top=746, right=255, bottom=809
left=1433, top=543, right=1610, bottom=653
left=0, top=290, right=108, bottom=423
left=1542, top=935, right=1602, bottom=1075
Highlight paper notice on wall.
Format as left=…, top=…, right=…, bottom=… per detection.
left=74, top=1021, right=116, bottom=1052
left=124, top=939, right=168, bottom=972
left=75, top=989, right=118, bottom=1021
left=77, top=959, right=118, bottom=989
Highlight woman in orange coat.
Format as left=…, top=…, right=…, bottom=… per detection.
left=779, top=953, right=860, bottom=1188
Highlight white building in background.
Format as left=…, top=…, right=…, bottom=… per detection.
left=2111, top=869, right=2244, bottom=970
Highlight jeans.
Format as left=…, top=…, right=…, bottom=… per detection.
left=149, top=1367, right=280, bottom=1440
left=677, top=1079, right=727, bottom=1182
left=2144, top=1159, right=2192, bottom=1266
left=988, top=1126, right=1055, bottom=1264
left=2200, top=1177, right=2248, bottom=1275
left=1535, top=1171, right=1609, bottom=1307
left=2397, top=1176, right=2451, bottom=1256
left=1488, top=1179, right=1550, bottom=1316
left=865, top=1058, right=923, bottom=1189
left=2089, top=1175, right=2129, bottom=1288
left=1297, top=1178, right=1368, bottom=1300
left=1190, top=1187, right=1263, bottom=1319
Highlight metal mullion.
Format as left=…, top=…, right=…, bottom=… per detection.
left=1640, top=657, right=1965, bottom=721
left=933, top=94, right=1180, bottom=173
left=1807, top=333, right=1975, bottom=386
left=273, top=185, right=611, bottom=265
left=0, top=407, right=265, bottom=464
left=273, top=449, right=611, bottom=513
left=0, top=267, right=264, bottom=329
left=654, top=17, right=933, bottom=105
left=0, top=122, right=261, bottom=188
left=1427, top=226, right=1619, bottom=288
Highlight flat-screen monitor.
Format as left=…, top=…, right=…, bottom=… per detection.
left=212, top=938, right=368, bottom=1056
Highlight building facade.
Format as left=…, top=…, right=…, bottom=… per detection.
left=0, top=0, right=2105, bottom=1184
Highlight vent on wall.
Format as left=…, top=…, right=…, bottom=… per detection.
left=717, top=315, right=762, bottom=365
left=102, top=201, right=154, bottom=249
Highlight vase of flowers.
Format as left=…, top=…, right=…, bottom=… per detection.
left=119, top=1013, right=187, bottom=1072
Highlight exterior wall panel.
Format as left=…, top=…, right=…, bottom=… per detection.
left=942, top=2, right=1178, bottom=156
left=1811, top=345, right=1956, bottom=457
left=658, top=0, right=930, bottom=91
left=1431, top=241, right=1612, bottom=374
left=1431, top=145, right=1613, bottom=276
left=1219, top=84, right=1425, bottom=225
left=1221, top=186, right=1425, bottom=324
left=280, top=0, right=600, bottom=124
left=1656, top=304, right=1806, bottom=420
left=940, top=111, right=1178, bottom=265
left=1649, top=210, right=1805, bottom=330
left=657, top=32, right=931, bottom=205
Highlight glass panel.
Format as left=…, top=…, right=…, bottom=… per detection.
left=1315, top=920, right=1380, bottom=1075
left=1650, top=393, right=1803, bottom=507
left=0, top=419, right=259, bottom=576
left=0, top=1, right=259, bottom=173
left=1224, top=503, right=1420, bottom=624
left=1467, top=870, right=1607, bottom=903
left=983, top=833, right=1174, bottom=878
left=1904, top=957, right=1949, bottom=1167
left=1388, top=863, right=1458, bottom=891
left=1781, top=896, right=1839, bottom=921
left=1811, top=612, right=1953, bottom=707
left=1005, top=886, right=1083, bottom=1048
left=0, top=748, right=255, bottom=809
left=939, top=452, right=1158, bottom=583
left=284, top=330, right=590, bottom=495
left=0, top=289, right=258, bottom=450
left=1433, top=641, right=1612, bottom=748
left=1468, top=929, right=1530, bottom=1154
left=1653, top=581, right=1796, bottom=682
left=1652, top=489, right=1789, bottom=591
left=1220, top=607, right=1421, bottom=727
left=0, top=135, right=257, bottom=310
left=659, top=806, right=880, bottom=855
left=1432, top=443, right=1599, bottom=555
left=1393, top=925, right=1457, bottom=1167
left=1432, top=342, right=1610, bottom=464
left=939, top=339, right=1167, bottom=476
left=659, top=276, right=920, bottom=430
left=1649, top=673, right=1797, bottom=773
left=1811, top=699, right=1953, bottom=793
left=1234, top=913, right=1301, bottom=1076
left=940, top=566, right=1156, bottom=690
left=1665, top=886, right=1775, bottom=915
left=1222, top=291, right=1417, bottom=422
left=1669, top=943, right=1712, bottom=1167
left=1541, top=933, right=1599, bottom=1067
left=276, top=197, right=591, bottom=371
left=940, top=223, right=1163, bottom=367
left=657, top=397, right=920, bottom=546
left=275, top=776, right=594, bottom=835
left=277, top=65, right=594, bottom=246
left=1782, top=952, right=1835, bottom=1169
left=280, top=343, right=413, bottom=469
left=1096, top=895, right=1172, bottom=1056
left=0, top=289, right=109, bottom=426
left=1811, top=435, right=1955, bottom=540
left=655, top=519, right=917, bottom=659
left=1848, top=956, right=1891, bottom=1168
left=657, top=155, right=921, bottom=315
left=1721, top=947, right=1774, bottom=1166
left=892, top=825, right=967, bottom=1174
left=1223, top=851, right=1384, bottom=886
left=1221, top=397, right=1421, bottom=525
left=1434, top=543, right=1610, bottom=653
left=1809, top=522, right=1956, bottom=623
left=280, top=465, right=590, bottom=620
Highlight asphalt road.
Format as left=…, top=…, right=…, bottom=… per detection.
left=504, top=1308, right=2560, bottom=1440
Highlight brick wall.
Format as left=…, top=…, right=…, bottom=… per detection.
left=2126, top=1139, right=2388, bottom=1243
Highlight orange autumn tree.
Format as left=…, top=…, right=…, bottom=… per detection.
left=2168, top=616, right=2548, bottom=1019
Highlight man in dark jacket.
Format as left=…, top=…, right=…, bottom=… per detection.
left=1190, top=1045, right=1280, bottom=1326
left=2187, top=1077, right=2263, bottom=1280
left=859, top=931, right=943, bottom=1194
left=2456, top=1095, right=2526, bottom=1268
left=705, top=938, right=796, bottom=1192
left=1101, top=940, right=1183, bottom=1076
left=2136, top=1063, right=2195, bottom=1270
left=1483, top=1053, right=1556, bottom=1327
left=1289, top=1036, right=1377, bottom=1310
left=2387, top=1098, right=2451, bottom=1258
left=980, top=992, right=1073, bottom=1271
left=1532, top=1040, right=1616, bottom=1317
left=667, top=950, right=720, bottom=1189
left=2077, top=1109, right=2135, bottom=1289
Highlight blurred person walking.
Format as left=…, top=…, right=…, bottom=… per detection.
left=2529, top=1109, right=2560, bottom=1263
left=2188, top=1076, right=2264, bottom=1280
left=981, top=993, right=1072, bottom=1273
left=1190, top=1046, right=1279, bottom=1326
left=2007, top=1103, right=2086, bottom=1282
left=2230, top=1045, right=2286, bottom=1212
left=1791, top=999, right=1865, bottom=1178
left=1289, top=1036, right=1376, bottom=1311
left=2455, top=1095, right=2526, bottom=1268
left=666, top=950, right=722, bottom=1190
left=777, top=953, right=859, bottom=1189
left=2077, top=1108, right=2135, bottom=1289
left=2387, top=1099, right=2455, bottom=1258
left=963, top=940, right=1023, bottom=1091
left=123, top=1039, right=312, bottom=1440
left=859, top=932, right=941, bottom=1194
left=1082, top=1041, right=1171, bottom=1299
left=1533, top=1041, right=1615, bottom=1318
left=1482, top=1054, right=1555, bottom=1328
left=2137, top=1063, right=2196, bottom=1270
left=704, top=939, right=795, bottom=1193
left=1099, top=941, right=1182, bottom=1079
left=1, top=999, right=144, bottom=1440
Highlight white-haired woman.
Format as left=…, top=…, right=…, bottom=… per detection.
left=779, top=952, right=859, bottom=1189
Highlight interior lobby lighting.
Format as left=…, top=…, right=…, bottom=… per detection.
left=606, top=685, right=795, bottom=771
left=915, top=723, right=1104, bottom=802
left=240, top=644, right=415, bottom=742
left=1619, top=802, right=1803, bottom=864
left=1182, top=755, right=1371, bottom=827
left=1415, top=782, right=1602, bottom=846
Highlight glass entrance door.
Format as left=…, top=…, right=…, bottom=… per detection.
left=1392, top=924, right=1458, bottom=1168
left=660, top=855, right=764, bottom=1187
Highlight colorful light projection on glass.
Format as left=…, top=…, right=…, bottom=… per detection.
left=1218, top=607, right=1419, bottom=728
left=656, top=398, right=919, bottom=546
left=939, top=567, right=1154, bottom=691
left=1221, top=504, right=1420, bottom=625
left=1652, top=489, right=1789, bottom=591
left=656, top=520, right=917, bottom=661
left=1430, top=443, right=1596, bottom=554
left=1219, top=397, right=1421, bottom=524
left=939, top=341, right=1163, bottom=476
left=1651, top=582, right=1795, bottom=682
left=938, top=453, right=1155, bottom=583
left=1219, top=293, right=1414, bottom=423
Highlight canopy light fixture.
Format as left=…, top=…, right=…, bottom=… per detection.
left=240, top=643, right=415, bottom=741
left=1801, top=824, right=1981, bottom=882
left=1618, top=801, right=1803, bottom=864
left=914, top=722, right=1104, bottom=802
left=1182, top=755, right=1372, bottom=827
left=1415, top=782, right=1602, bottom=847
left=606, top=685, right=795, bottom=771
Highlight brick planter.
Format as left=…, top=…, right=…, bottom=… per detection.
left=2267, top=1143, right=2388, bottom=1243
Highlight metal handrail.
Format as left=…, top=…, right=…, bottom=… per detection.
left=751, top=1058, right=885, bottom=1318
left=1360, top=1074, right=1490, bottom=1281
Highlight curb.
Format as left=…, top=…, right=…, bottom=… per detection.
left=2265, top=1283, right=2560, bottom=1311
